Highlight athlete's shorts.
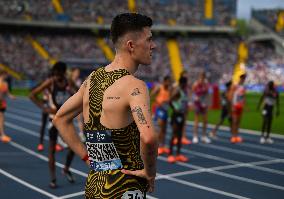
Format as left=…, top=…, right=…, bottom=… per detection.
left=85, top=170, right=148, bottom=199
left=221, top=106, right=232, bottom=121
left=232, top=104, right=243, bottom=117
left=171, top=112, right=185, bottom=127
left=0, top=100, right=7, bottom=112
left=262, top=104, right=273, bottom=118
left=194, top=101, right=207, bottom=115
left=155, top=107, right=168, bottom=122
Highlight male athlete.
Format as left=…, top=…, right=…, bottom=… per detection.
left=257, top=81, right=280, bottom=144
left=230, top=74, right=246, bottom=143
left=30, top=62, right=75, bottom=188
left=53, top=13, right=158, bottom=198
left=151, top=76, right=171, bottom=155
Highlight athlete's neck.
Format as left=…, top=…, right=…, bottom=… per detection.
left=107, top=53, right=138, bottom=75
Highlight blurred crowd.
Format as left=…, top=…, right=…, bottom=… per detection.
left=1, top=31, right=284, bottom=85
left=245, top=42, right=284, bottom=85
left=252, top=9, right=284, bottom=37
left=0, top=0, right=236, bottom=26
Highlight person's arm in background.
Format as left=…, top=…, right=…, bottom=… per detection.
left=256, top=91, right=265, bottom=111
left=29, top=78, right=56, bottom=114
left=122, top=79, right=158, bottom=193
left=5, top=82, right=16, bottom=100
left=52, top=80, right=89, bottom=165
left=150, top=84, right=160, bottom=98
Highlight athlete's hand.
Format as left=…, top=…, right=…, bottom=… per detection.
left=43, top=107, right=57, bottom=114
left=121, top=169, right=155, bottom=193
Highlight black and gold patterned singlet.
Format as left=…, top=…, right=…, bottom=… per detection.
left=84, top=67, right=147, bottom=199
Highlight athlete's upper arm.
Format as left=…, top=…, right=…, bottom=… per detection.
left=128, top=80, right=156, bottom=144
left=30, top=79, right=52, bottom=97
left=54, top=80, right=86, bottom=122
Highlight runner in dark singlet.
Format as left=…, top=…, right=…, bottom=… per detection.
left=209, top=81, right=232, bottom=138
left=257, top=81, right=280, bottom=144
left=167, top=76, right=189, bottom=163
left=29, top=62, right=75, bottom=188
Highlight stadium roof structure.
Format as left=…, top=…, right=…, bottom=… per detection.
left=0, top=18, right=236, bottom=34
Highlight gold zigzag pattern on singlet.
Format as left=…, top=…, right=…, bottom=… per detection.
left=84, top=67, right=147, bottom=199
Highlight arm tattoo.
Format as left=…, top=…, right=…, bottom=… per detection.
left=132, top=106, right=147, bottom=125
left=131, top=88, right=141, bottom=96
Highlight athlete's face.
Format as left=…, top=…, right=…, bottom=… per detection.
left=132, top=27, right=156, bottom=65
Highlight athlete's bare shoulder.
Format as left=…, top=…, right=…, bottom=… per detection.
left=120, top=75, right=148, bottom=95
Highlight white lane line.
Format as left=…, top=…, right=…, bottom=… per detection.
left=215, top=136, right=284, bottom=155
left=8, top=109, right=284, bottom=158
left=181, top=148, right=284, bottom=176
left=186, top=120, right=284, bottom=139
left=157, top=159, right=284, bottom=179
left=8, top=108, right=41, bottom=119
left=6, top=126, right=247, bottom=199
left=6, top=108, right=284, bottom=192
left=9, top=141, right=88, bottom=178
left=10, top=98, right=284, bottom=139
left=6, top=112, right=40, bottom=126
left=198, top=143, right=276, bottom=160
left=7, top=110, right=284, bottom=177
left=0, top=168, right=59, bottom=199
left=6, top=121, right=49, bottom=140
left=9, top=141, right=156, bottom=199
left=157, top=173, right=251, bottom=199
left=157, top=156, right=284, bottom=191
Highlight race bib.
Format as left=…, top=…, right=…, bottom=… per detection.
left=122, top=190, right=144, bottom=199
left=85, top=130, right=122, bottom=171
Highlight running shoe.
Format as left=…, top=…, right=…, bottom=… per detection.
left=182, top=137, right=191, bottom=145
left=62, top=169, right=75, bottom=183
left=1, top=135, right=11, bottom=143
left=192, top=136, right=199, bottom=144
left=55, top=144, right=63, bottom=152
left=201, top=136, right=211, bottom=144
left=260, top=137, right=265, bottom=144
left=235, top=136, right=243, bottom=143
left=175, top=154, right=189, bottom=162
left=167, top=155, right=176, bottom=163
left=266, top=137, right=274, bottom=144
left=49, top=179, right=57, bottom=189
left=37, top=144, right=44, bottom=151
left=230, top=136, right=237, bottom=144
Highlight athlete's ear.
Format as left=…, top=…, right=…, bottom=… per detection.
left=126, top=40, right=135, bottom=52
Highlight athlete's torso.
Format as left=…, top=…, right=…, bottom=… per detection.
left=193, top=81, right=208, bottom=105
left=155, top=85, right=170, bottom=108
left=264, top=89, right=278, bottom=106
left=48, top=77, right=70, bottom=118
left=233, top=85, right=246, bottom=106
left=83, top=67, right=147, bottom=199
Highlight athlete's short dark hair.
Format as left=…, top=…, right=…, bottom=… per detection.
left=52, top=61, right=67, bottom=76
left=110, top=13, right=153, bottom=45
left=225, top=81, right=232, bottom=89
left=179, top=76, right=188, bottom=85
left=240, top=73, right=246, bottom=80
left=163, top=75, right=171, bottom=82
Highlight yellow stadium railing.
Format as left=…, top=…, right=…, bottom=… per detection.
left=166, top=39, right=183, bottom=82
left=0, top=63, right=23, bottom=80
